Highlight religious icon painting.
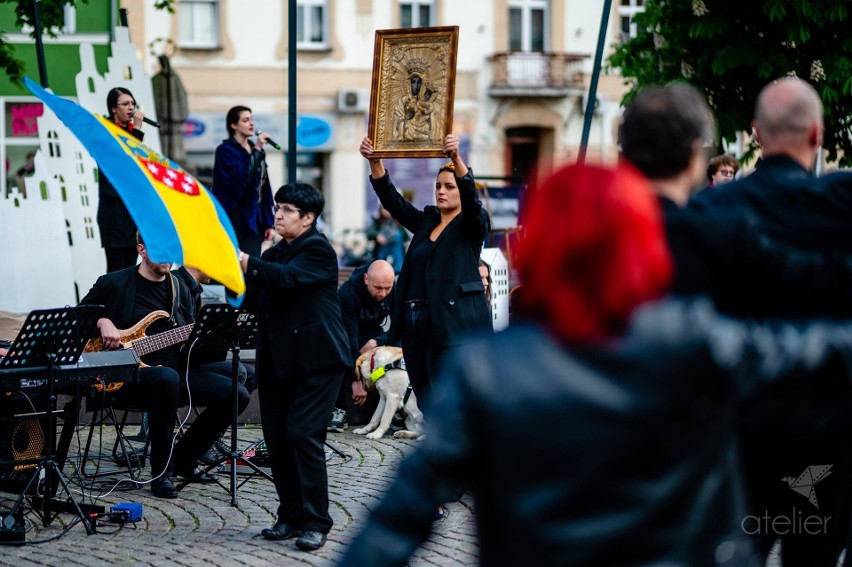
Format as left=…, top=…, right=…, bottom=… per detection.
left=368, top=26, right=459, bottom=158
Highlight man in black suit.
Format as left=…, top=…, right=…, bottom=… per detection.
left=80, top=236, right=250, bottom=499
left=686, top=77, right=852, bottom=567
left=621, top=80, right=852, bottom=566
left=619, top=83, right=852, bottom=317
left=240, top=183, right=350, bottom=551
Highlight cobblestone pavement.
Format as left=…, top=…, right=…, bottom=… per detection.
left=0, top=425, right=478, bottom=566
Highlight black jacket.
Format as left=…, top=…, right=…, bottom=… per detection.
left=337, top=262, right=393, bottom=362
left=661, top=196, right=852, bottom=318
left=370, top=171, right=491, bottom=347
left=689, top=155, right=852, bottom=252
left=686, top=156, right=852, bottom=445
left=340, top=298, right=852, bottom=567
left=97, top=127, right=143, bottom=248
left=80, top=265, right=193, bottom=330
left=243, top=226, right=349, bottom=380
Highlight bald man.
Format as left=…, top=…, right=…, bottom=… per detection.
left=690, top=78, right=852, bottom=566
left=691, top=77, right=852, bottom=247
left=330, top=260, right=396, bottom=430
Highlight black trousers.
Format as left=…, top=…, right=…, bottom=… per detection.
left=400, top=302, right=449, bottom=417
left=104, top=246, right=138, bottom=273
left=259, top=363, right=344, bottom=534
left=109, top=366, right=179, bottom=477
left=174, top=363, right=251, bottom=469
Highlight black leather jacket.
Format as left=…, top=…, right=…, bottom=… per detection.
left=340, top=298, right=852, bottom=567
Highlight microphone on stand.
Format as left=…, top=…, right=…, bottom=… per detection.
left=131, top=110, right=160, bottom=128
left=255, top=130, right=281, bottom=150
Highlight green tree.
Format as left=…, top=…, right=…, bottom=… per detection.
left=609, top=0, right=852, bottom=166
left=0, top=0, right=174, bottom=84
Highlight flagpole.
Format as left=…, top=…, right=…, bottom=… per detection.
left=578, top=0, right=612, bottom=165
left=287, top=0, right=297, bottom=185
left=32, top=0, right=49, bottom=88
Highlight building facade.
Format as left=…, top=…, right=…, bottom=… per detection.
left=133, top=0, right=635, bottom=233
left=0, top=0, right=640, bottom=312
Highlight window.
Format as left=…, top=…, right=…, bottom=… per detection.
left=400, top=0, right=434, bottom=28
left=619, top=0, right=645, bottom=41
left=179, top=0, right=220, bottom=49
left=297, top=0, right=328, bottom=50
left=508, top=0, right=547, bottom=52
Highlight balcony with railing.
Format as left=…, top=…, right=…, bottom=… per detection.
left=489, top=52, right=589, bottom=97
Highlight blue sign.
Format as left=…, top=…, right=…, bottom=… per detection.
left=183, top=117, right=206, bottom=138
left=297, top=115, right=331, bottom=148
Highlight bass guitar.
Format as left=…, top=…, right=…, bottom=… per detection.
left=85, top=310, right=194, bottom=370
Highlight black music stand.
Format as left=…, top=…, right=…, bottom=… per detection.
left=176, top=304, right=272, bottom=506
left=1, top=305, right=103, bottom=536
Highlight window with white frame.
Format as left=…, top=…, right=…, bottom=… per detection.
left=400, top=0, right=434, bottom=28
left=179, top=0, right=220, bottom=48
left=508, top=0, right=547, bottom=52
left=297, top=0, right=328, bottom=49
left=619, top=0, right=645, bottom=41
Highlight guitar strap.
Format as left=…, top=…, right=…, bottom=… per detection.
left=168, top=272, right=179, bottom=325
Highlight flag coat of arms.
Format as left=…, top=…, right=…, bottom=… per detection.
left=24, top=77, right=245, bottom=302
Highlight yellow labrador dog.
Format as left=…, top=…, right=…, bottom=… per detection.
left=353, top=346, right=424, bottom=440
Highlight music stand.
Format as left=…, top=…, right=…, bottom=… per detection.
left=176, top=304, right=272, bottom=506
left=1, top=305, right=103, bottom=536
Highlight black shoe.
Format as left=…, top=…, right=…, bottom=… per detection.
left=261, top=522, right=301, bottom=541
left=113, top=447, right=145, bottom=467
left=151, top=476, right=178, bottom=499
left=175, top=465, right=219, bottom=483
left=295, top=531, right=327, bottom=551
left=199, top=447, right=221, bottom=467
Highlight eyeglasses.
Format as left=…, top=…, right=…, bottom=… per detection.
left=116, top=101, right=135, bottom=107
left=275, top=204, right=303, bottom=216
left=717, top=169, right=736, bottom=177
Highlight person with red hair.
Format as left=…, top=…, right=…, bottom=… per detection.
left=515, top=162, right=672, bottom=343
left=340, top=161, right=852, bottom=567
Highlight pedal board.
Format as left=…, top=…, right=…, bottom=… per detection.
left=226, top=449, right=272, bottom=476
left=0, top=508, right=25, bottom=544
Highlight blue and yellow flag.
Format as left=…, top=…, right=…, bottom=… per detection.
left=24, top=77, right=245, bottom=303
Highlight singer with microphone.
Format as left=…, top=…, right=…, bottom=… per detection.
left=97, top=87, right=151, bottom=272
left=212, top=106, right=276, bottom=257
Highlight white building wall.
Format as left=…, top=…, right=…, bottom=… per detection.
left=0, top=26, right=165, bottom=313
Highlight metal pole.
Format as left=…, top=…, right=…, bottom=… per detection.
left=579, top=0, right=612, bottom=165
left=287, top=0, right=297, bottom=184
left=31, top=0, right=49, bottom=88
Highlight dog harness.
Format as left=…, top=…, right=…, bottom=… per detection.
left=368, top=351, right=413, bottom=405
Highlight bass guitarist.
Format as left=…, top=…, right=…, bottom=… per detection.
left=79, top=232, right=250, bottom=498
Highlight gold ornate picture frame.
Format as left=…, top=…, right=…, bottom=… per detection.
left=368, top=26, right=459, bottom=159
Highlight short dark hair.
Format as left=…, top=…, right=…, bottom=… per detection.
left=226, top=105, right=251, bottom=138
left=275, top=183, right=324, bottom=220
left=706, top=154, right=740, bottom=181
left=619, top=83, right=714, bottom=180
left=106, top=87, right=134, bottom=118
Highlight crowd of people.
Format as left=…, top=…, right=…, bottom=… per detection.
left=8, top=72, right=852, bottom=565
left=341, top=76, right=852, bottom=566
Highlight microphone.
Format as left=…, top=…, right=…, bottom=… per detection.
left=255, top=130, right=281, bottom=150
left=131, top=110, right=160, bottom=128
